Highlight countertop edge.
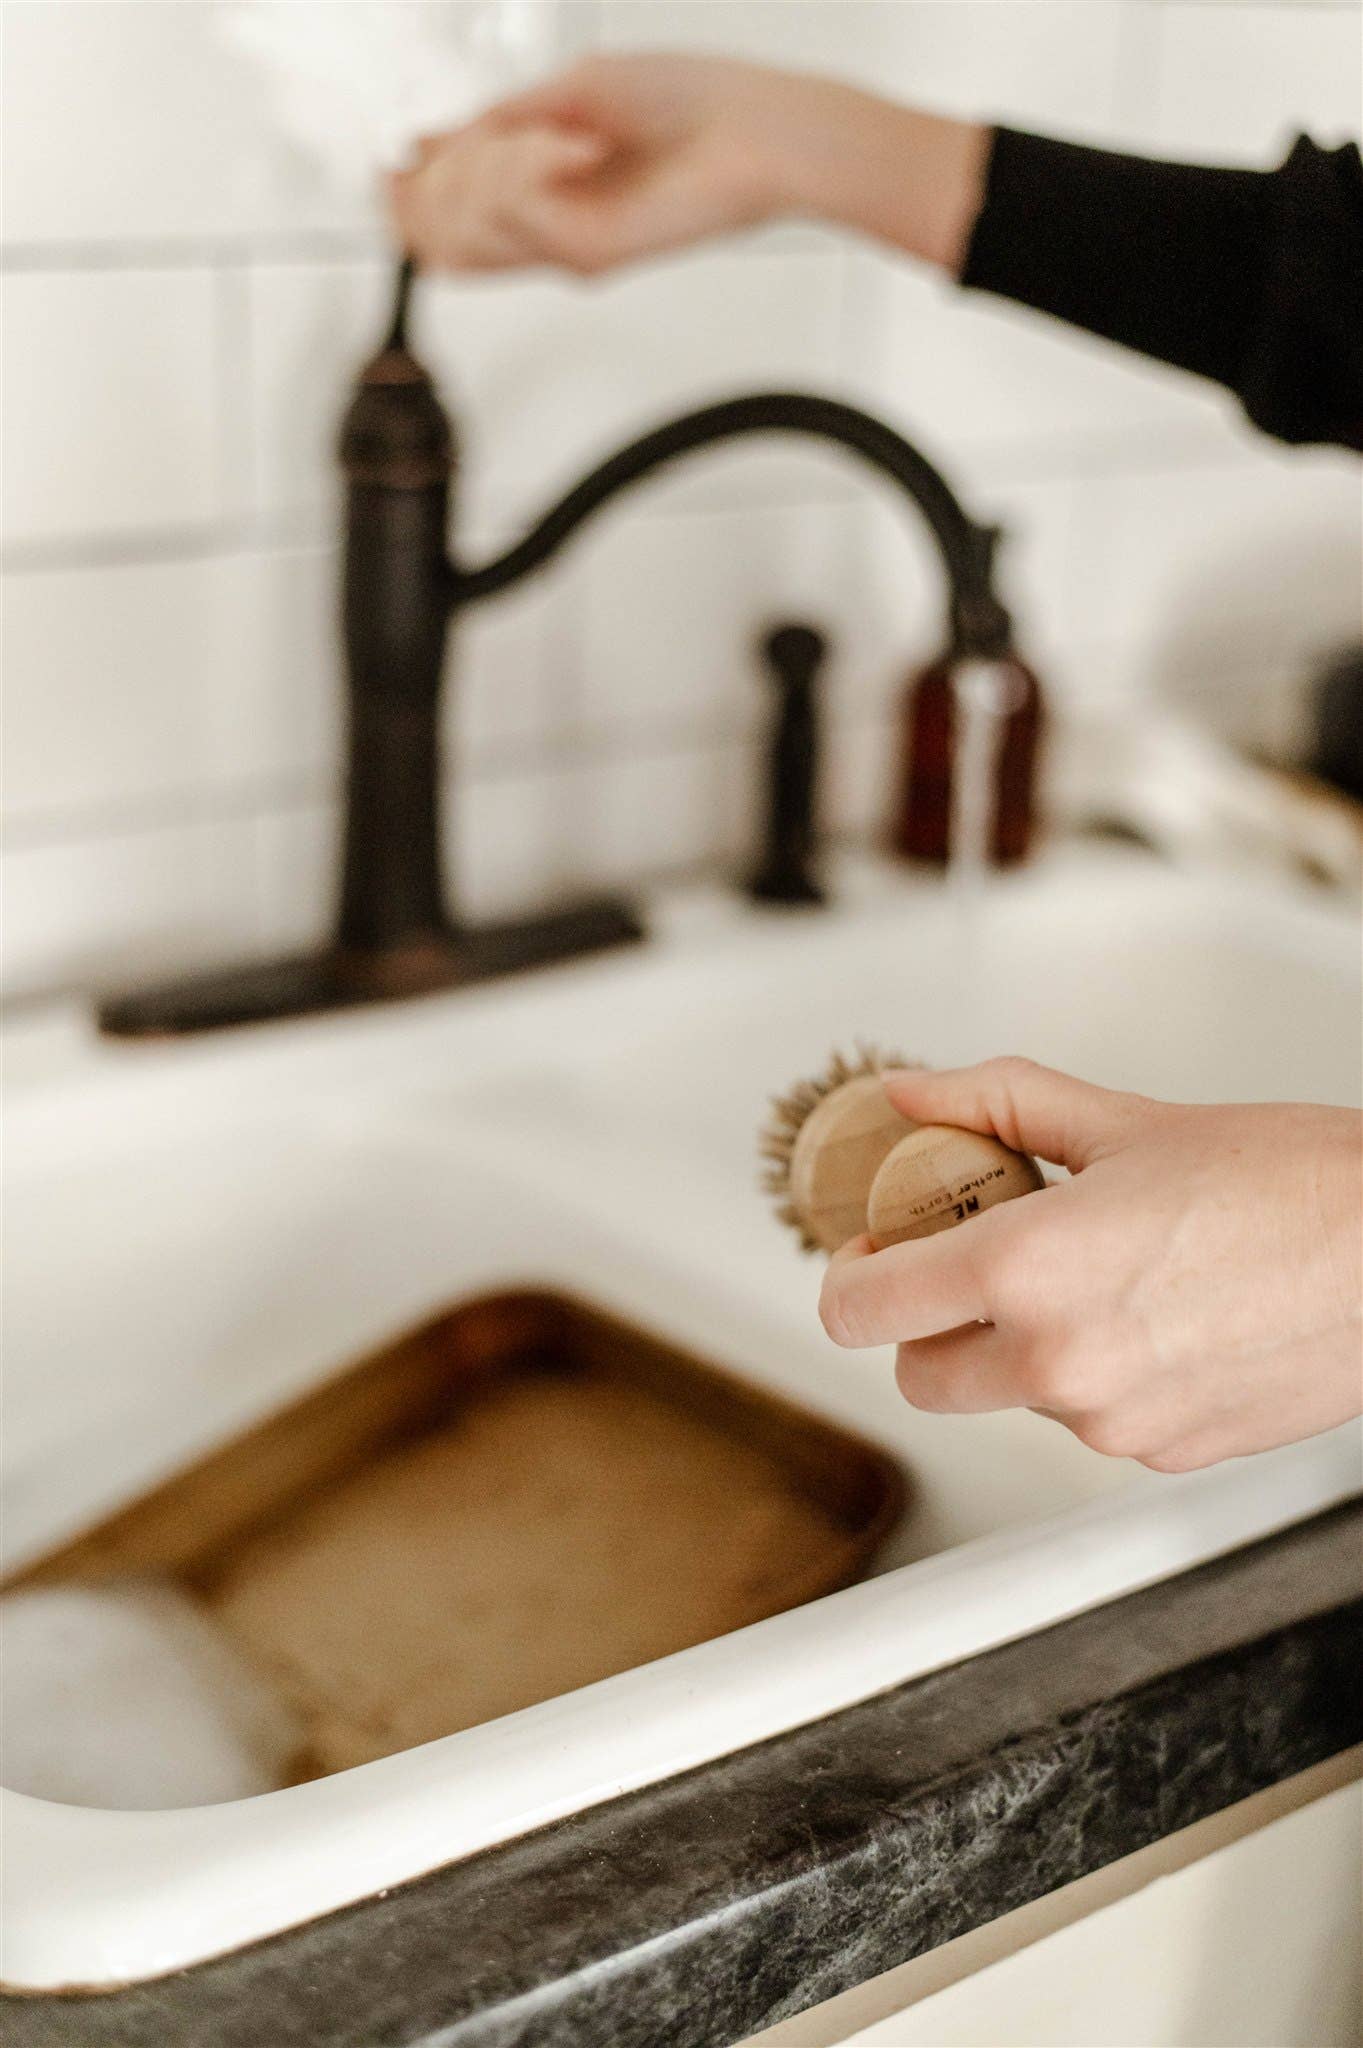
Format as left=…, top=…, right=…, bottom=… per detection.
left=4, top=1497, right=1361, bottom=2048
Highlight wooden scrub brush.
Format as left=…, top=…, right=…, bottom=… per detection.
left=761, top=1046, right=1044, bottom=1254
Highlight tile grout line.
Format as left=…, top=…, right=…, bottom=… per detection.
left=0, top=229, right=833, bottom=276
left=5, top=427, right=1290, bottom=579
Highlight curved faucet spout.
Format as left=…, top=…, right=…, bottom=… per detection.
left=449, top=392, right=1013, bottom=659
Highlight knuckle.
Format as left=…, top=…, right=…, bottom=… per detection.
left=982, top=1238, right=1030, bottom=1317
left=1017, top=1333, right=1093, bottom=1411
left=1140, top=1442, right=1212, bottom=1475
left=894, top=1348, right=948, bottom=1412
left=1069, top=1411, right=1142, bottom=1460
left=818, top=1281, right=859, bottom=1350
left=567, top=246, right=608, bottom=277
left=1016, top=1355, right=1058, bottom=1408
left=977, top=1055, right=1042, bottom=1155
left=984, top=1053, right=1040, bottom=1086
left=558, top=222, right=612, bottom=274
left=981, top=1223, right=1047, bottom=1325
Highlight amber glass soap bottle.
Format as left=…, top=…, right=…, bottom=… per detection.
left=892, top=651, right=1043, bottom=865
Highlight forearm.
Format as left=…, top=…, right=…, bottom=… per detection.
left=778, top=84, right=990, bottom=273
left=780, top=82, right=1363, bottom=452
left=395, top=53, right=1363, bottom=451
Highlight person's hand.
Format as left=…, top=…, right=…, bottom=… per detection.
left=818, top=1058, right=1363, bottom=1471
left=388, top=53, right=986, bottom=277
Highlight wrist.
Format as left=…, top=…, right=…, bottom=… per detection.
left=778, top=82, right=989, bottom=274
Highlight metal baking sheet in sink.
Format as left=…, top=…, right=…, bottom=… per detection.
left=6, top=1290, right=902, bottom=1791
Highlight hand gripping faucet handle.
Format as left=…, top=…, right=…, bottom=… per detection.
left=747, top=621, right=829, bottom=909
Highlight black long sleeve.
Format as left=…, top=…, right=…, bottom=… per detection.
left=961, top=127, right=1363, bottom=452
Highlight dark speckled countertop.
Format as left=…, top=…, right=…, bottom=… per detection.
left=5, top=1500, right=1361, bottom=2048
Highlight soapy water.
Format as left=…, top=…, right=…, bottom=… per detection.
left=0, top=1582, right=304, bottom=1807
left=946, top=660, right=1027, bottom=1058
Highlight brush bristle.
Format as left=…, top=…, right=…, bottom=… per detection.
left=759, top=1043, right=915, bottom=1242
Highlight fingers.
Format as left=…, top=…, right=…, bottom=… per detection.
left=390, top=125, right=612, bottom=272
left=480, top=60, right=611, bottom=136
left=820, top=1223, right=992, bottom=1348
left=883, top=1056, right=1146, bottom=1173
left=894, top=1325, right=1033, bottom=1414
left=513, top=151, right=711, bottom=272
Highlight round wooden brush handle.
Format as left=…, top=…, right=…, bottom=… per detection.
left=788, top=1075, right=919, bottom=1254
left=866, top=1125, right=1044, bottom=1249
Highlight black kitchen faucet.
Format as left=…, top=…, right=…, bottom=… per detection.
left=100, top=260, right=1015, bottom=1036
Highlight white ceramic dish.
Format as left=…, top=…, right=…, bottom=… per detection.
left=3, top=848, right=1359, bottom=1991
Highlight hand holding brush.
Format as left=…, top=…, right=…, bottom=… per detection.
left=764, top=1054, right=1362, bottom=1472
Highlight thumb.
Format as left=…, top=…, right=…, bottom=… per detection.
left=883, top=1057, right=1144, bottom=1173
left=514, top=151, right=707, bottom=272
left=510, top=124, right=614, bottom=192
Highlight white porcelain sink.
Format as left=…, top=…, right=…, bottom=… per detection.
left=2, top=848, right=1359, bottom=1991
left=468, top=852, right=1362, bottom=1181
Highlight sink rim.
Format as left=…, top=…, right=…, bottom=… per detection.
left=4, top=843, right=1358, bottom=1131
left=4, top=1430, right=1358, bottom=1992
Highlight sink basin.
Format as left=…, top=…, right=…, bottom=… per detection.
left=9, top=1289, right=902, bottom=1791
left=2, top=848, right=1359, bottom=1991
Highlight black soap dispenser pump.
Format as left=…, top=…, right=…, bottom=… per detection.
left=747, top=622, right=828, bottom=907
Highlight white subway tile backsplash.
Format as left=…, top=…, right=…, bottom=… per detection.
left=1, top=555, right=243, bottom=823
left=825, top=701, right=903, bottom=845
left=1061, top=444, right=1362, bottom=757
left=414, top=246, right=847, bottom=533
left=255, top=800, right=340, bottom=954
left=850, top=256, right=1244, bottom=478
left=230, top=545, right=344, bottom=784
left=1, top=546, right=340, bottom=824
left=2, top=1, right=285, bottom=247
left=839, top=1, right=1129, bottom=140
left=1139, top=3, right=1362, bottom=164
left=595, top=0, right=884, bottom=72
left=1, top=0, right=1356, bottom=1004
left=578, top=737, right=762, bottom=888
left=245, top=260, right=394, bottom=528
left=980, top=473, right=1084, bottom=664
left=598, top=1, right=1128, bottom=139
left=1068, top=450, right=1363, bottom=665
left=828, top=495, right=943, bottom=701
left=1, top=270, right=224, bottom=549
left=0, top=816, right=260, bottom=1004
left=447, top=549, right=577, bottom=768
left=248, top=245, right=845, bottom=538
left=0, top=0, right=508, bottom=250
left=447, top=735, right=763, bottom=925
left=446, top=760, right=594, bottom=922
left=576, top=497, right=868, bottom=742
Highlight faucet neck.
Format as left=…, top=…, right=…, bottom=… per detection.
left=448, top=389, right=1013, bottom=659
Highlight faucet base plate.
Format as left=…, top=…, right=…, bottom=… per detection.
left=96, top=897, right=647, bottom=1038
